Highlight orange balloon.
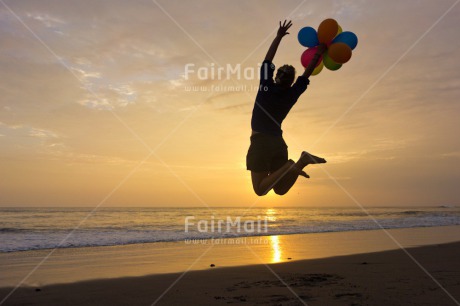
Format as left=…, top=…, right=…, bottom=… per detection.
left=328, top=42, right=352, bottom=64
left=318, top=18, right=339, bottom=43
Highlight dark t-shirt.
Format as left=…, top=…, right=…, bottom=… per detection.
left=250, top=60, right=309, bottom=136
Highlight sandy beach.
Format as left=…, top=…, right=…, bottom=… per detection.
left=1, top=242, right=459, bottom=305
left=2, top=0, right=460, bottom=304
left=1, top=226, right=460, bottom=305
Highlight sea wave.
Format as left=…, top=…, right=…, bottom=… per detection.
left=1, top=215, right=459, bottom=252
left=2, top=207, right=459, bottom=252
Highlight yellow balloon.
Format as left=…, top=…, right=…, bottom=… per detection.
left=337, top=24, right=343, bottom=36
left=312, top=61, right=324, bottom=76
left=318, top=18, right=339, bottom=43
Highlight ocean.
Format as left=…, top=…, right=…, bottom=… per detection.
left=0, top=206, right=459, bottom=252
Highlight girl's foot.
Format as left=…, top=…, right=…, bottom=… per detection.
left=299, top=170, right=310, bottom=178
left=287, top=160, right=310, bottom=178
left=296, top=151, right=327, bottom=169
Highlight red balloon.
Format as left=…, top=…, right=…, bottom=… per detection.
left=301, top=47, right=322, bottom=68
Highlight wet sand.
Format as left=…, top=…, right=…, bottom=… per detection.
left=1, top=226, right=460, bottom=305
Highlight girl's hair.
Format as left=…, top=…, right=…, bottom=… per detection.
left=275, top=65, right=296, bottom=87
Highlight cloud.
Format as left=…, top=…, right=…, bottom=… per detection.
left=71, top=66, right=101, bottom=80
left=1, top=0, right=460, bottom=206
left=29, top=127, right=59, bottom=138
left=0, top=122, right=65, bottom=160
left=25, top=11, right=66, bottom=33
left=0, top=122, right=59, bottom=139
left=441, top=152, right=460, bottom=158
left=77, top=98, right=113, bottom=110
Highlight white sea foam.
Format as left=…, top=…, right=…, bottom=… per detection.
left=0, top=207, right=459, bottom=252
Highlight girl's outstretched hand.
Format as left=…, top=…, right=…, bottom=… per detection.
left=316, top=43, right=327, bottom=55
left=277, top=20, right=292, bottom=37
left=265, top=20, right=292, bottom=62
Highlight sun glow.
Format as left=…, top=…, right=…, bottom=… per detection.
left=265, top=208, right=277, bottom=222
left=269, top=235, right=282, bottom=263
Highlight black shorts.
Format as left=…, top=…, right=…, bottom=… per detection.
left=246, top=133, right=288, bottom=173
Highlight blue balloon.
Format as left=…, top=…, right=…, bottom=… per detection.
left=332, top=31, right=358, bottom=50
left=298, top=27, right=319, bottom=48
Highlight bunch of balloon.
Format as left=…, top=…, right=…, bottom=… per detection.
left=298, top=18, right=358, bottom=75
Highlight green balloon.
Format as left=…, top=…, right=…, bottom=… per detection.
left=323, top=53, right=342, bottom=71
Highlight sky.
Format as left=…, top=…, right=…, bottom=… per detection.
left=0, top=0, right=459, bottom=207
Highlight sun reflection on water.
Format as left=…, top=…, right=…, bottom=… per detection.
left=265, top=208, right=277, bottom=222
left=264, top=208, right=283, bottom=263
left=269, top=235, right=282, bottom=263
